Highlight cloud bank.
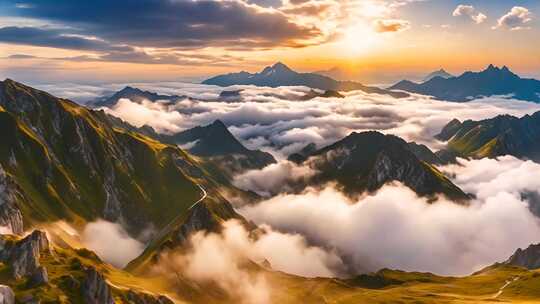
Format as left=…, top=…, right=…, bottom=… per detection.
left=239, top=177, right=540, bottom=276
left=152, top=220, right=344, bottom=303
left=96, top=83, right=540, bottom=159
left=81, top=219, right=145, bottom=268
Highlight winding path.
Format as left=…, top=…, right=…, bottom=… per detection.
left=492, top=277, right=519, bottom=299
left=188, top=184, right=207, bottom=210
left=149, top=183, right=207, bottom=244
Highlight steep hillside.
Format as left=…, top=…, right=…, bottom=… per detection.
left=163, top=120, right=276, bottom=176
left=0, top=229, right=183, bottom=303
left=436, top=111, right=540, bottom=162
left=0, top=79, right=244, bottom=237
left=294, top=131, right=468, bottom=201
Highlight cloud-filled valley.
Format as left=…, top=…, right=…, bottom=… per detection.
left=42, top=82, right=540, bottom=278
left=46, top=82, right=540, bottom=159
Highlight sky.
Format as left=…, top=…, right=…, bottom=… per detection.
left=0, top=0, right=539, bottom=84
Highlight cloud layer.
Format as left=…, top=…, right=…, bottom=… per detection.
left=81, top=219, right=145, bottom=268
left=95, top=82, right=540, bottom=159
left=152, top=220, right=344, bottom=303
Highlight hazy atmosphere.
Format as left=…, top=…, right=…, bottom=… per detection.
left=1, top=1, right=540, bottom=304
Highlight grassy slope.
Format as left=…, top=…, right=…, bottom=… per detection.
left=0, top=233, right=184, bottom=304
left=0, top=80, right=224, bottom=235
left=265, top=265, right=540, bottom=304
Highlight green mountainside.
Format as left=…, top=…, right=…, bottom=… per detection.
left=437, top=112, right=540, bottom=162
left=0, top=79, right=245, bottom=237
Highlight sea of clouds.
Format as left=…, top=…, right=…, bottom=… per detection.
left=40, top=82, right=540, bottom=158
left=35, top=82, right=540, bottom=284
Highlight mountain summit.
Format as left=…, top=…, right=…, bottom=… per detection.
left=390, top=65, right=540, bottom=102
left=292, top=131, right=469, bottom=201
left=423, top=69, right=454, bottom=82
left=164, top=120, right=276, bottom=176
left=203, top=62, right=409, bottom=98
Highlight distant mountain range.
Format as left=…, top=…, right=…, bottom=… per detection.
left=90, top=86, right=189, bottom=108
left=289, top=131, right=469, bottom=201
left=436, top=111, right=540, bottom=162
left=390, top=65, right=540, bottom=102
left=423, top=69, right=453, bottom=82
left=203, top=62, right=409, bottom=98
left=163, top=120, right=276, bottom=177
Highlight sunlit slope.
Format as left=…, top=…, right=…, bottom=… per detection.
left=437, top=112, right=540, bottom=162
left=266, top=265, right=540, bottom=304
left=0, top=79, right=230, bottom=235
left=0, top=230, right=182, bottom=303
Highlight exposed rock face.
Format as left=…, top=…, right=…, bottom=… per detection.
left=435, top=119, right=462, bottom=141
left=0, top=230, right=50, bottom=279
left=298, top=131, right=468, bottom=200
left=0, top=165, right=24, bottom=235
left=82, top=267, right=114, bottom=304
left=505, top=243, right=540, bottom=269
left=174, top=202, right=223, bottom=246
left=28, top=266, right=48, bottom=287
left=407, top=142, right=444, bottom=165
left=436, top=112, right=540, bottom=162
left=123, top=290, right=174, bottom=304
left=0, top=285, right=15, bottom=304
left=0, top=79, right=224, bottom=237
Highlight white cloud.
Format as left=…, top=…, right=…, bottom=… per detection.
left=452, top=5, right=487, bottom=24
left=151, top=220, right=343, bottom=303
left=233, top=160, right=316, bottom=197
left=47, top=82, right=540, bottom=159
left=81, top=219, right=144, bottom=268
left=239, top=177, right=540, bottom=276
left=493, top=6, right=533, bottom=30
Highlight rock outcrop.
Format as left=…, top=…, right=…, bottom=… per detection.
left=0, top=230, right=50, bottom=279
left=82, top=267, right=114, bottom=304
left=297, top=131, right=469, bottom=200
left=505, top=243, right=540, bottom=269
left=0, top=165, right=24, bottom=235
left=0, top=285, right=15, bottom=304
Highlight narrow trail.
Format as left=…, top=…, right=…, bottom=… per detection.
left=148, top=183, right=207, bottom=244
left=492, top=277, right=519, bottom=299
left=188, top=184, right=207, bottom=210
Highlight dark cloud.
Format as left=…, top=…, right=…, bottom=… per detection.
left=0, top=26, right=132, bottom=52
left=0, top=0, right=320, bottom=49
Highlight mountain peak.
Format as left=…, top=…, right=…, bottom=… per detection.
left=209, top=119, right=227, bottom=129
left=272, top=62, right=290, bottom=70
left=261, top=62, right=294, bottom=75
